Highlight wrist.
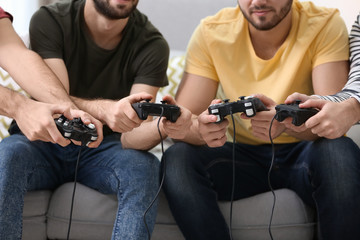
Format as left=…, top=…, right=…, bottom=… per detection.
left=344, top=98, right=360, bottom=124
left=10, top=92, right=29, bottom=119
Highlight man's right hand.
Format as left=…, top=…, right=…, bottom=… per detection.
left=198, top=99, right=229, bottom=147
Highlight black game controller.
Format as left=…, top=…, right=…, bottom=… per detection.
left=208, top=96, right=269, bottom=123
left=55, top=115, right=98, bottom=145
left=132, top=100, right=181, bottom=123
left=275, top=100, right=319, bottom=126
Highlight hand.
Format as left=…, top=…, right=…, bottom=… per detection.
left=64, top=108, right=104, bottom=148
left=241, top=94, right=286, bottom=141
left=102, top=92, right=153, bottom=133
left=300, top=98, right=360, bottom=139
left=15, top=99, right=103, bottom=147
left=198, top=99, right=229, bottom=147
left=282, top=93, right=317, bottom=135
left=160, top=95, right=192, bottom=139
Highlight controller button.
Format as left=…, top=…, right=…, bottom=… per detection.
left=246, top=109, right=254, bottom=116
left=244, top=102, right=252, bottom=107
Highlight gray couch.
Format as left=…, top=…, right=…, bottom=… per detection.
left=16, top=0, right=360, bottom=239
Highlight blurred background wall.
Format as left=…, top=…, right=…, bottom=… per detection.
left=0, top=0, right=359, bottom=45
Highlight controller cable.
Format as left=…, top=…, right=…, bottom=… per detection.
left=227, top=111, right=280, bottom=240
left=267, top=111, right=285, bottom=240
left=228, top=111, right=236, bottom=240
left=66, top=142, right=85, bottom=240
left=143, top=107, right=166, bottom=240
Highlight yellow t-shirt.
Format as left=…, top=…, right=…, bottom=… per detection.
left=185, top=1, right=349, bottom=145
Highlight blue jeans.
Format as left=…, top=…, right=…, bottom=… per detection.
left=163, top=137, right=360, bottom=240
left=0, top=133, right=160, bottom=240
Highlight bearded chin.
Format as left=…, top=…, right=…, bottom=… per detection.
left=93, top=0, right=138, bottom=20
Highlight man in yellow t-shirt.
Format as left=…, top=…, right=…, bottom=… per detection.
left=163, top=1, right=360, bottom=239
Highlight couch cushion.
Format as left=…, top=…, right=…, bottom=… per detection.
left=22, top=190, right=52, bottom=240
left=153, top=188, right=315, bottom=240
left=46, top=182, right=117, bottom=240
left=46, top=183, right=314, bottom=240
left=219, top=189, right=315, bottom=240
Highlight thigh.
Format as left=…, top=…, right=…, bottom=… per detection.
left=77, top=137, right=160, bottom=195
left=207, top=143, right=275, bottom=200
left=164, top=141, right=274, bottom=201
left=282, top=137, right=360, bottom=207
left=0, top=134, right=68, bottom=191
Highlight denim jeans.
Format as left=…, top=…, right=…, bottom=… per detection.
left=163, top=137, right=360, bottom=240
left=0, top=133, right=160, bottom=240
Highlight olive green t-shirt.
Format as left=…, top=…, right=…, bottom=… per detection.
left=29, top=0, right=169, bottom=100
left=29, top=0, right=169, bottom=136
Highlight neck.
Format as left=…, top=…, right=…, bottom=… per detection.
left=249, top=11, right=292, bottom=60
left=83, top=0, right=129, bottom=50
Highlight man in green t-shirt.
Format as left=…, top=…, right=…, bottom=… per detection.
left=0, top=0, right=191, bottom=239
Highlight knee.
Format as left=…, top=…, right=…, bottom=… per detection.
left=163, top=142, right=196, bottom=175
left=0, top=135, right=31, bottom=169
left=311, top=137, right=360, bottom=167
left=163, top=142, right=202, bottom=192
left=310, top=137, right=360, bottom=186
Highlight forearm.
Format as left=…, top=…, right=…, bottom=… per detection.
left=14, top=50, right=73, bottom=105
left=121, top=118, right=167, bottom=150
left=0, top=21, right=74, bottom=107
left=71, top=96, right=110, bottom=123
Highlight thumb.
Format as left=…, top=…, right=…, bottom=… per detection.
left=162, top=95, right=176, bottom=105
left=251, top=94, right=275, bottom=108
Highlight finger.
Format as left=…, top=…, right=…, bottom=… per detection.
left=299, top=99, right=326, bottom=110
left=162, top=95, right=176, bottom=105
left=128, top=92, right=153, bottom=103
left=284, top=92, right=309, bottom=104
left=206, top=134, right=227, bottom=148
left=251, top=94, right=276, bottom=108
left=199, top=111, right=219, bottom=124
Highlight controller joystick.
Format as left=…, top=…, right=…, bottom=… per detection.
left=275, top=100, right=319, bottom=126
left=132, top=100, right=181, bottom=123
left=55, top=115, right=98, bottom=145
left=208, top=96, right=269, bottom=123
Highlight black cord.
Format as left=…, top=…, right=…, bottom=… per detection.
left=143, top=107, right=165, bottom=240
left=229, top=112, right=235, bottom=240
left=267, top=112, right=283, bottom=240
left=66, top=144, right=84, bottom=240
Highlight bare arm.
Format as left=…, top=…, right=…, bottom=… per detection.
left=121, top=84, right=193, bottom=150
left=173, top=72, right=219, bottom=145
left=0, top=18, right=73, bottom=106
left=0, top=18, right=103, bottom=146
left=282, top=61, right=349, bottom=140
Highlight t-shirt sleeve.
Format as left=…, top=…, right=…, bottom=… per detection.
left=0, top=7, right=13, bottom=21
left=29, top=7, right=64, bottom=59
left=132, top=37, right=170, bottom=87
left=311, top=11, right=349, bottom=68
left=184, top=23, right=219, bottom=82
